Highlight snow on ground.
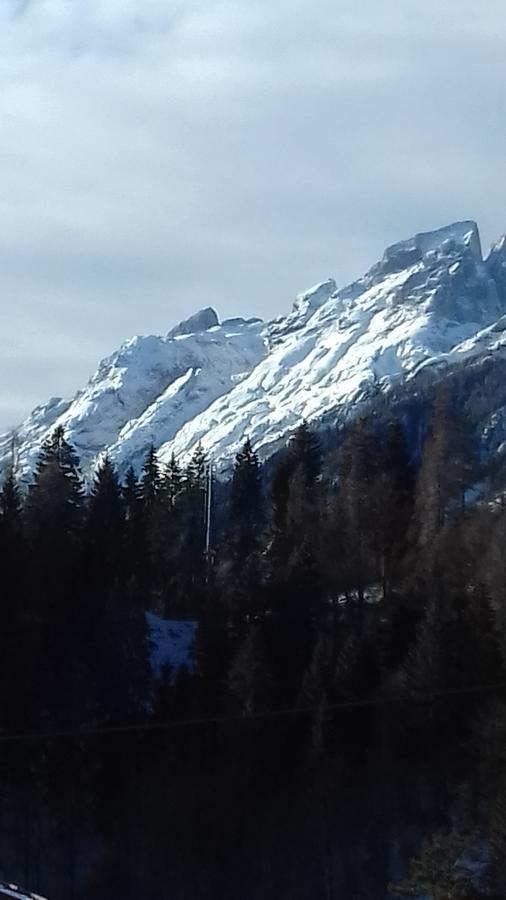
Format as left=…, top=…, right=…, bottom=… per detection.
left=146, top=612, right=197, bottom=679
left=0, top=884, right=47, bottom=900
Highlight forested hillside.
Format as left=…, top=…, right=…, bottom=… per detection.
left=1, top=393, right=506, bottom=898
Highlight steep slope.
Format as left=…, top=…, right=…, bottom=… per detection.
left=159, top=221, right=506, bottom=469
left=2, top=312, right=265, bottom=480
left=3, top=219, right=506, bottom=480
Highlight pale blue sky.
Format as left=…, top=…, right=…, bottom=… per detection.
left=1, top=0, right=506, bottom=427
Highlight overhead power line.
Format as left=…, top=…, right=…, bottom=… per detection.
left=0, top=679, right=505, bottom=745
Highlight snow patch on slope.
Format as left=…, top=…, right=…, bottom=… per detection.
left=146, top=612, right=196, bottom=679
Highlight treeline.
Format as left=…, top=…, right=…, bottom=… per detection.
left=1, top=393, right=506, bottom=897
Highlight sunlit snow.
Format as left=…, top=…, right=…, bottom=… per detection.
left=3, top=219, right=506, bottom=479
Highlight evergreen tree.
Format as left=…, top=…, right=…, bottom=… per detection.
left=1, top=465, right=22, bottom=525
left=390, top=830, right=482, bottom=898
left=0, top=466, right=28, bottom=737
left=140, top=444, right=162, bottom=512
left=185, top=442, right=208, bottom=493
left=122, top=465, right=147, bottom=601
left=27, top=425, right=83, bottom=524
left=182, top=443, right=209, bottom=562
left=376, top=420, right=415, bottom=598
left=401, top=594, right=444, bottom=720
left=123, top=464, right=141, bottom=516
left=335, top=417, right=380, bottom=603
left=0, top=465, right=24, bottom=590
left=22, top=427, right=88, bottom=729
left=288, top=421, right=322, bottom=488
left=139, top=445, right=163, bottom=603
left=24, top=425, right=84, bottom=583
left=230, top=438, right=263, bottom=554
left=271, top=449, right=295, bottom=535
left=414, top=392, right=450, bottom=552
left=164, top=452, right=183, bottom=506
left=271, top=422, right=321, bottom=537
left=85, top=456, right=124, bottom=594
left=148, top=454, right=184, bottom=611
left=414, top=390, right=476, bottom=558
left=270, top=424, right=321, bottom=569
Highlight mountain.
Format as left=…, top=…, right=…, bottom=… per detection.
left=1, top=312, right=266, bottom=479
left=3, top=219, right=506, bottom=481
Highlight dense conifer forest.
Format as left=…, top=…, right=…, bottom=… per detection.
left=1, top=393, right=506, bottom=899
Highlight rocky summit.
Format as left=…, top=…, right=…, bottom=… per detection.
left=3, top=220, right=506, bottom=481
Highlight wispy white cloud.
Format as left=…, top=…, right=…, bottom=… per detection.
left=1, top=0, right=506, bottom=426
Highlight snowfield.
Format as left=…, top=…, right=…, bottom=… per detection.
left=3, top=220, right=506, bottom=479
left=146, top=612, right=196, bottom=679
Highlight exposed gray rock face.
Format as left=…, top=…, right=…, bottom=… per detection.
left=169, top=307, right=219, bottom=338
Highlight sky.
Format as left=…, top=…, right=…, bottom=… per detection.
left=1, top=0, right=506, bottom=428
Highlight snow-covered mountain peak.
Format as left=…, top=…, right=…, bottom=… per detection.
left=377, top=220, right=481, bottom=276
left=6, top=218, right=506, bottom=481
left=331, top=220, right=501, bottom=329
left=156, top=221, right=506, bottom=470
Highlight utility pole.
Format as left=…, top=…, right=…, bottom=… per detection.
left=10, top=430, right=19, bottom=475
left=204, top=459, right=213, bottom=568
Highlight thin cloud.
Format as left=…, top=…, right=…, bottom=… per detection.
left=1, top=0, right=505, bottom=428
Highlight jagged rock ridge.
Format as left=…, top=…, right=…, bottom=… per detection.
left=3, top=219, right=506, bottom=480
